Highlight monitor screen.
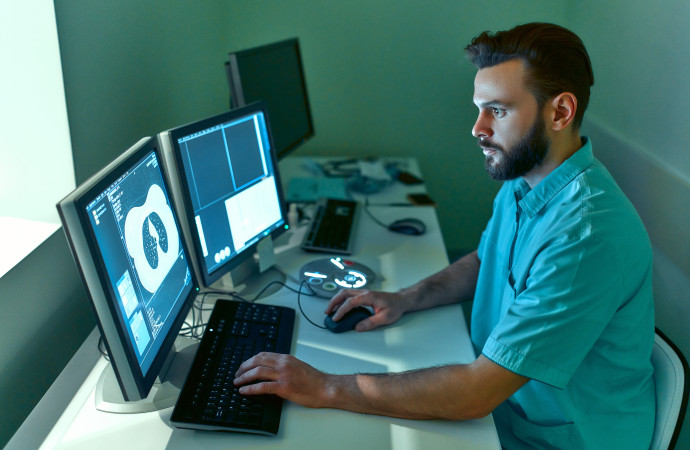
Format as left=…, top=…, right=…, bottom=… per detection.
left=226, top=37, right=314, bottom=159
left=57, top=137, right=197, bottom=403
left=160, top=103, right=289, bottom=288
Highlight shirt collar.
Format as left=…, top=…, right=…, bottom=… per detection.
left=514, top=137, right=593, bottom=218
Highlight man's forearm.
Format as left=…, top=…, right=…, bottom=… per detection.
left=235, top=353, right=528, bottom=421
left=399, top=250, right=480, bottom=313
left=320, top=363, right=489, bottom=421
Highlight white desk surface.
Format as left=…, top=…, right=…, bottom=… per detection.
left=39, top=158, right=500, bottom=449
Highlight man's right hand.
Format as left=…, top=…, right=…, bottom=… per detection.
left=324, top=250, right=480, bottom=332
left=325, top=289, right=411, bottom=332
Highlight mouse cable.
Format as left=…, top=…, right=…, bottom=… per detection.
left=226, top=266, right=320, bottom=303
left=195, top=266, right=287, bottom=303
left=185, top=272, right=327, bottom=335
left=297, top=280, right=327, bottom=330
left=362, top=197, right=396, bottom=231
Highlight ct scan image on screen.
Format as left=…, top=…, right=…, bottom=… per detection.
left=85, top=151, right=193, bottom=375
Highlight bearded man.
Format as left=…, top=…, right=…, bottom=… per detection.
left=235, top=23, right=655, bottom=449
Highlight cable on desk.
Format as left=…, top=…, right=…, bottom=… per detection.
left=179, top=269, right=286, bottom=340
left=179, top=292, right=215, bottom=340
left=183, top=267, right=328, bottom=337
left=297, top=280, right=327, bottom=330
left=94, top=268, right=328, bottom=359
left=193, top=267, right=287, bottom=304
left=363, top=197, right=396, bottom=230
left=202, top=277, right=326, bottom=330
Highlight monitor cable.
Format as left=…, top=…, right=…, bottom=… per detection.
left=96, top=275, right=328, bottom=359
left=97, top=336, right=111, bottom=361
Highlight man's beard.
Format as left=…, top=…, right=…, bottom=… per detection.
left=479, top=117, right=550, bottom=181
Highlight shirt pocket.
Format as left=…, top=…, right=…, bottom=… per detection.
left=496, top=401, right=587, bottom=449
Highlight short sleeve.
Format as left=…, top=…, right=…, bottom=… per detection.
left=482, top=232, right=623, bottom=388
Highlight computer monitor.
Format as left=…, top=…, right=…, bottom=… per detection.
left=57, top=137, right=198, bottom=413
left=158, top=103, right=289, bottom=291
left=226, top=37, right=314, bottom=159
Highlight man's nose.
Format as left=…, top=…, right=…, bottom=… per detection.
left=472, top=111, right=492, bottom=138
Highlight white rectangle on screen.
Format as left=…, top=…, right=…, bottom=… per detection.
left=225, top=175, right=281, bottom=251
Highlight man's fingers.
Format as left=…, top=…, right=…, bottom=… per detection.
left=235, top=352, right=277, bottom=378
left=238, top=380, right=278, bottom=396
left=235, top=364, right=274, bottom=383
left=330, top=290, right=371, bottom=320
left=325, top=289, right=356, bottom=314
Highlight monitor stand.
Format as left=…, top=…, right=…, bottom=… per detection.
left=212, top=236, right=285, bottom=300
left=94, top=337, right=197, bottom=414
left=214, top=258, right=285, bottom=300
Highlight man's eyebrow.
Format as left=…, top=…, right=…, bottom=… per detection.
left=474, top=100, right=510, bottom=108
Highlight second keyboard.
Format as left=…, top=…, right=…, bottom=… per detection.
left=301, top=197, right=360, bottom=254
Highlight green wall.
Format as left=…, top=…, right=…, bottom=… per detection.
left=56, top=0, right=565, bottom=256
left=566, top=2, right=690, bottom=447
left=54, top=0, right=231, bottom=185
left=568, top=0, right=690, bottom=177
left=219, top=0, right=566, bottom=255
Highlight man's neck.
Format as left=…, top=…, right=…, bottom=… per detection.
left=522, top=132, right=583, bottom=188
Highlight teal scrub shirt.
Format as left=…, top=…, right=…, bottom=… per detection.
left=472, top=138, right=655, bottom=449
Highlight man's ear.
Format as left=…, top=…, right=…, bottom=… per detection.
left=549, top=92, right=577, bottom=131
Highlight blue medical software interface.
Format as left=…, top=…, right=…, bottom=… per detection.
left=174, top=111, right=284, bottom=277
left=86, top=151, right=193, bottom=375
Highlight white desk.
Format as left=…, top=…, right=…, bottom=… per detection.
left=37, top=158, right=500, bottom=449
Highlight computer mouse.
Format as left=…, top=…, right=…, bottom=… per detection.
left=324, top=306, right=373, bottom=333
left=388, top=218, right=426, bottom=235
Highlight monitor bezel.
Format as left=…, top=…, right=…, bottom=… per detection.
left=163, top=103, right=289, bottom=288
left=226, top=37, right=315, bottom=159
left=57, top=137, right=199, bottom=401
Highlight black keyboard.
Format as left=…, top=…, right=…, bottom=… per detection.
left=170, top=299, right=295, bottom=436
left=301, top=197, right=360, bottom=254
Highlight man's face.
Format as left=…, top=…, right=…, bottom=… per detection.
left=472, top=59, right=550, bottom=181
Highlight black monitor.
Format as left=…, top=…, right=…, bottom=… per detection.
left=57, top=137, right=198, bottom=412
left=158, top=103, right=289, bottom=291
left=226, top=38, right=314, bottom=159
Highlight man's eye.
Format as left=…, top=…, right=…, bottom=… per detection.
left=492, top=107, right=506, bottom=118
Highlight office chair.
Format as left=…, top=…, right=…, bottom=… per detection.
left=650, top=329, right=689, bottom=449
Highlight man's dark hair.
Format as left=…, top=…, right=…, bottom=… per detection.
left=465, top=22, right=594, bottom=129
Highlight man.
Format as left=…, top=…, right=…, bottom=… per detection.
left=235, top=23, right=655, bottom=448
